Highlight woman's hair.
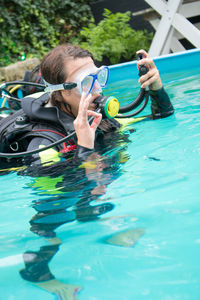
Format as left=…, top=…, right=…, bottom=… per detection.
left=40, top=44, right=93, bottom=112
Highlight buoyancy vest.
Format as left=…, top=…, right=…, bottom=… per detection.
left=0, top=93, right=77, bottom=157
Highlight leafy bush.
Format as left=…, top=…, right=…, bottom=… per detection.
left=78, top=9, right=153, bottom=64
left=0, top=0, right=92, bottom=67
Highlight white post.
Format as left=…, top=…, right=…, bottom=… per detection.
left=173, top=13, right=200, bottom=48
left=145, top=0, right=183, bottom=57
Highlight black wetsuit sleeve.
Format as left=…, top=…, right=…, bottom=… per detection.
left=149, top=87, right=174, bottom=119
left=75, top=145, right=93, bottom=161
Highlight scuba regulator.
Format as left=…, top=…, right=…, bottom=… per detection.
left=94, top=95, right=120, bottom=119
left=91, top=53, right=149, bottom=119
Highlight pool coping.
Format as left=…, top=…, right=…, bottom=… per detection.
left=109, top=48, right=200, bottom=69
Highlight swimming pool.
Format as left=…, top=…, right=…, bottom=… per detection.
left=0, top=49, right=200, bottom=299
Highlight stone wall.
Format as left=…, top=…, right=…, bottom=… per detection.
left=0, top=58, right=40, bottom=82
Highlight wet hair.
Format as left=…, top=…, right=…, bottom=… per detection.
left=40, top=44, right=93, bottom=113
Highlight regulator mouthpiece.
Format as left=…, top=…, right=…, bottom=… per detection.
left=94, top=95, right=119, bottom=119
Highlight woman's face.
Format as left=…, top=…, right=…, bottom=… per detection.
left=61, top=57, right=98, bottom=116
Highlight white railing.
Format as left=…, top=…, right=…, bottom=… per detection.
left=143, top=0, right=200, bottom=56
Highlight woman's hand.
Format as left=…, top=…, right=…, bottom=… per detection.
left=73, top=92, right=102, bottom=149
left=136, top=49, right=162, bottom=91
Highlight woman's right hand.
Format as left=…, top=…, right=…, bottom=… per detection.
left=73, top=92, right=102, bottom=149
left=136, top=49, right=162, bottom=91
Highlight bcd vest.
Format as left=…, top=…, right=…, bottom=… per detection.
left=0, top=109, right=76, bottom=157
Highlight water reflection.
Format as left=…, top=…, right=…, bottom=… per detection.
left=19, top=148, right=126, bottom=299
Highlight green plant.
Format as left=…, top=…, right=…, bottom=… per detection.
left=78, top=9, right=153, bottom=64
left=0, top=0, right=93, bottom=67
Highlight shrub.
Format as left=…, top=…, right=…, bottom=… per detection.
left=0, top=0, right=92, bottom=67
left=78, top=9, right=153, bottom=64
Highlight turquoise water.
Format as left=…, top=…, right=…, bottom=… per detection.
left=0, top=52, right=200, bottom=299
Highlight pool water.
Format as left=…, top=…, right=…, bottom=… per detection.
left=0, top=50, right=200, bottom=300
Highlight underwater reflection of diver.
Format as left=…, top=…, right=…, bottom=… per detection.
left=18, top=151, right=118, bottom=299
left=29, top=196, right=114, bottom=238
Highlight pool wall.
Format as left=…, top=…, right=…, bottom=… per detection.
left=108, top=48, right=200, bottom=83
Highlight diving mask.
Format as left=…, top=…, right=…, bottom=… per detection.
left=75, top=66, right=109, bottom=95
left=44, top=66, right=109, bottom=95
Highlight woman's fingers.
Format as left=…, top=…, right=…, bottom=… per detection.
left=87, top=110, right=102, bottom=130
left=139, top=69, right=161, bottom=89
left=73, top=92, right=102, bottom=149
left=77, top=92, right=90, bottom=119
left=137, top=57, right=155, bottom=69
left=140, top=74, right=159, bottom=89
left=137, top=54, right=163, bottom=90
left=77, top=92, right=100, bottom=122
left=80, top=92, right=100, bottom=107
left=139, top=68, right=158, bottom=84
left=136, top=49, right=149, bottom=58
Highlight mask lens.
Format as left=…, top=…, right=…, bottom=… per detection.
left=97, top=67, right=109, bottom=87
left=81, top=75, right=94, bottom=94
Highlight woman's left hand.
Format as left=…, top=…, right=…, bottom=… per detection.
left=136, top=49, right=162, bottom=91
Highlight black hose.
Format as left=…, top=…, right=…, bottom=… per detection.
left=116, top=91, right=149, bottom=118
left=0, top=114, right=98, bottom=159
left=0, top=130, right=76, bottom=158
left=118, top=88, right=147, bottom=113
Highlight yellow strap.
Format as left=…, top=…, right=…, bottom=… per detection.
left=115, top=116, right=147, bottom=131
left=0, top=166, right=26, bottom=172
left=115, top=116, right=147, bottom=125
left=39, top=145, right=61, bottom=165
left=1, top=97, right=8, bottom=108
left=1, top=85, right=22, bottom=108
left=9, top=85, right=22, bottom=94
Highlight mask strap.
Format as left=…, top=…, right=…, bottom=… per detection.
left=44, top=82, right=77, bottom=94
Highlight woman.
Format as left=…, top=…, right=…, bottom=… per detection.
left=19, top=44, right=174, bottom=166
left=18, top=44, right=174, bottom=299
